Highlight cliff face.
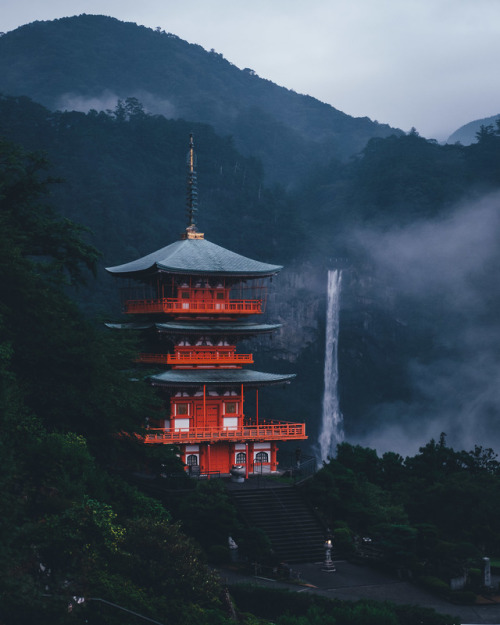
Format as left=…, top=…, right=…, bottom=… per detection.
left=267, top=263, right=324, bottom=363
left=249, top=262, right=415, bottom=448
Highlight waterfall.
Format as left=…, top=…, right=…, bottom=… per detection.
left=318, top=269, right=344, bottom=463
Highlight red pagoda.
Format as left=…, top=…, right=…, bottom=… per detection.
left=106, top=136, right=306, bottom=477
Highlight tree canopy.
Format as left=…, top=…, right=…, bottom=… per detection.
left=0, top=138, right=228, bottom=624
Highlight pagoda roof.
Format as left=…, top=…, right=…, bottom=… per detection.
left=156, top=321, right=281, bottom=335
left=105, top=323, right=153, bottom=330
left=105, top=321, right=281, bottom=335
left=149, top=368, right=295, bottom=388
left=105, top=237, right=282, bottom=279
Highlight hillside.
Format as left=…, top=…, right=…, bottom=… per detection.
left=0, top=14, right=401, bottom=186
left=447, top=113, right=500, bottom=145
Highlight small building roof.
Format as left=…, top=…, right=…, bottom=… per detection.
left=106, top=237, right=282, bottom=279
left=149, top=368, right=295, bottom=388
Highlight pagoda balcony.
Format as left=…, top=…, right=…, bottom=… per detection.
left=136, top=351, right=254, bottom=366
left=143, top=420, right=307, bottom=445
left=124, top=298, right=262, bottom=315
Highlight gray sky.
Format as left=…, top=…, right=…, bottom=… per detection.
left=3, top=0, right=500, bottom=140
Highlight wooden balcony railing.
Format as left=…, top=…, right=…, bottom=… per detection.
left=143, top=421, right=307, bottom=445
left=124, top=298, right=262, bottom=315
left=136, top=351, right=254, bottom=366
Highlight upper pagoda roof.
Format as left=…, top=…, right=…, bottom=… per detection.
left=105, top=237, right=282, bottom=279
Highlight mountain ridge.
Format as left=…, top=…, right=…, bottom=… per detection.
left=447, top=113, right=500, bottom=145
left=0, top=14, right=402, bottom=185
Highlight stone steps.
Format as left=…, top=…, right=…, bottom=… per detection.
left=229, top=485, right=327, bottom=563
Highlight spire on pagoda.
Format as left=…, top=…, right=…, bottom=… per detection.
left=183, top=133, right=204, bottom=240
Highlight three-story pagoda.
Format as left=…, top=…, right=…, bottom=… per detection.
left=106, top=136, right=306, bottom=476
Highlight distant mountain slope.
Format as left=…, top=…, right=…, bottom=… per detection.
left=0, top=14, right=401, bottom=185
left=447, top=113, right=500, bottom=145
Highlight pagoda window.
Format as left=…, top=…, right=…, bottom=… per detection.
left=175, top=403, right=190, bottom=416
left=255, top=451, right=269, bottom=463
left=235, top=452, right=246, bottom=463
left=216, top=292, right=225, bottom=300
left=186, top=454, right=198, bottom=466
left=224, top=402, right=238, bottom=415
left=181, top=292, right=190, bottom=299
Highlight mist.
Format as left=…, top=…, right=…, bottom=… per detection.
left=57, top=89, right=176, bottom=118
left=349, top=192, right=500, bottom=457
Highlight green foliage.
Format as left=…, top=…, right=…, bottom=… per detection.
left=178, top=480, right=240, bottom=551
left=230, top=586, right=459, bottom=625
left=0, top=139, right=227, bottom=623
left=419, top=576, right=450, bottom=595
left=0, top=137, right=100, bottom=285
left=306, top=438, right=500, bottom=584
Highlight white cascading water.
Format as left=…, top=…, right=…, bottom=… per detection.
left=318, top=269, right=344, bottom=463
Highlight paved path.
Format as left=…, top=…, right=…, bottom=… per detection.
left=218, top=561, right=500, bottom=624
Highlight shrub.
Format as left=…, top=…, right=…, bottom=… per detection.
left=419, top=576, right=450, bottom=596
left=449, top=590, right=476, bottom=605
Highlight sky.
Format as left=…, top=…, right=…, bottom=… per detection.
left=3, top=0, right=500, bottom=141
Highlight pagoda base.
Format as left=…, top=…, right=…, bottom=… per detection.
left=180, top=440, right=278, bottom=476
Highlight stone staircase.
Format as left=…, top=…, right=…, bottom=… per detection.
left=228, top=484, right=326, bottom=563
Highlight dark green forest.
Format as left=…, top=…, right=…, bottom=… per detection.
left=307, top=437, right=500, bottom=597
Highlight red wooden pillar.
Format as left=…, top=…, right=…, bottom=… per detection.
left=256, top=389, right=259, bottom=426
left=245, top=442, right=249, bottom=479
left=203, top=384, right=206, bottom=431
left=271, top=443, right=278, bottom=471
left=241, top=384, right=244, bottom=420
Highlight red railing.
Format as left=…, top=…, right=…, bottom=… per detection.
left=124, top=298, right=262, bottom=315
left=136, top=351, right=253, bottom=366
left=143, top=421, right=307, bottom=445
left=169, top=351, right=253, bottom=366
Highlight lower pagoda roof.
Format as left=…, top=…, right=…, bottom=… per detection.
left=106, top=321, right=281, bottom=335
left=150, top=369, right=295, bottom=388
left=105, top=323, right=154, bottom=330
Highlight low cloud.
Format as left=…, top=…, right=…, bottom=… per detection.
left=352, top=193, right=500, bottom=456
left=57, top=90, right=176, bottom=119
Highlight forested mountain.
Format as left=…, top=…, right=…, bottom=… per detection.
left=0, top=94, right=306, bottom=316
left=0, top=14, right=401, bottom=186
left=447, top=113, right=500, bottom=145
